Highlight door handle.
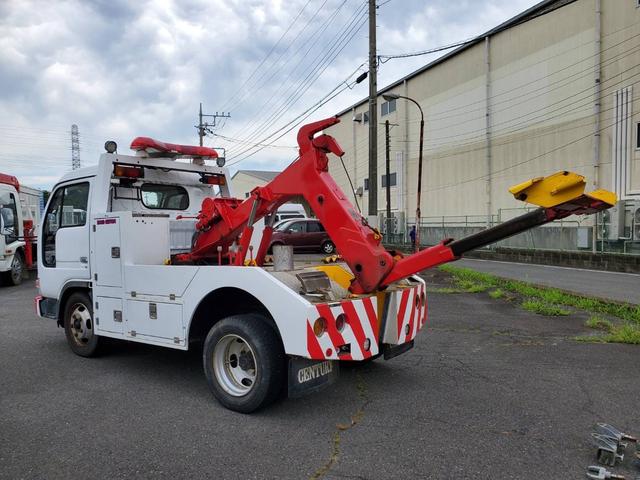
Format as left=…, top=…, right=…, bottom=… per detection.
left=79, top=256, right=88, bottom=264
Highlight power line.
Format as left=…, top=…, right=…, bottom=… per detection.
left=395, top=32, right=640, bottom=128
left=227, top=5, right=368, bottom=160
left=348, top=48, right=640, bottom=155
left=227, top=1, right=362, bottom=151
left=226, top=63, right=367, bottom=166
left=221, top=0, right=337, bottom=119
left=218, top=0, right=316, bottom=113
left=210, top=133, right=297, bottom=150
left=415, top=109, right=639, bottom=196
left=378, top=37, right=476, bottom=63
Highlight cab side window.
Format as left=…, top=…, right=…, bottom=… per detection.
left=42, top=182, right=90, bottom=267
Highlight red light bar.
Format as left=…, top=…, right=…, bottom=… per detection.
left=0, top=173, right=20, bottom=192
left=130, top=137, right=218, bottom=158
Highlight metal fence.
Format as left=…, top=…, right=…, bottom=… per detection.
left=381, top=208, right=640, bottom=255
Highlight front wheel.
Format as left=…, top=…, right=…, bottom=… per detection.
left=321, top=241, right=335, bottom=254
left=64, top=291, right=102, bottom=357
left=203, top=314, right=285, bottom=413
left=4, top=253, right=24, bottom=286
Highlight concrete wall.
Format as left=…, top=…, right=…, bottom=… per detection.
left=327, top=0, right=640, bottom=230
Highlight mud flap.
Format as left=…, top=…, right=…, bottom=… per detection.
left=383, top=340, right=414, bottom=360
left=288, top=358, right=339, bottom=398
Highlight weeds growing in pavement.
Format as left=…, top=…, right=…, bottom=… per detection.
left=489, top=289, right=505, bottom=299
left=521, top=299, right=570, bottom=316
left=576, top=323, right=640, bottom=344
left=438, top=264, right=640, bottom=345
left=439, top=265, right=640, bottom=325
left=585, top=316, right=614, bottom=332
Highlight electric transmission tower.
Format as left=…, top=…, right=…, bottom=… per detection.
left=71, top=124, right=81, bottom=170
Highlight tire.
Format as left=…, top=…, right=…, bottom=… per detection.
left=321, top=240, right=335, bottom=255
left=4, top=253, right=24, bottom=286
left=203, top=313, right=286, bottom=413
left=63, top=291, right=101, bottom=357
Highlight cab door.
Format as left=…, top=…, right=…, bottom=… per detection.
left=39, top=180, right=92, bottom=298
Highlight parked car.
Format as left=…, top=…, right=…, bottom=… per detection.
left=269, top=218, right=335, bottom=254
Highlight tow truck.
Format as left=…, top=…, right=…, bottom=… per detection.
left=0, top=173, right=37, bottom=286
left=35, top=117, right=615, bottom=413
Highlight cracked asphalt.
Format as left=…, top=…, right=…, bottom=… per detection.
left=1, top=272, right=639, bottom=480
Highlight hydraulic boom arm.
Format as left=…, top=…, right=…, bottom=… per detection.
left=180, top=118, right=615, bottom=294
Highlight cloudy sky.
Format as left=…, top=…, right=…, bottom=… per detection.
left=0, top=0, right=539, bottom=190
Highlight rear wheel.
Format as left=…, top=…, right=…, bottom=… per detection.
left=203, top=314, right=285, bottom=413
left=64, top=291, right=101, bottom=357
left=321, top=241, right=335, bottom=254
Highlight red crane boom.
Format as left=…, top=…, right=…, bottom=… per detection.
left=176, top=117, right=615, bottom=294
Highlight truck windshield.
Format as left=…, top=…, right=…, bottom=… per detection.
left=0, top=191, right=18, bottom=243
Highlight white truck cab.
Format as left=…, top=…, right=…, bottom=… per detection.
left=35, top=142, right=427, bottom=413
left=0, top=174, right=38, bottom=286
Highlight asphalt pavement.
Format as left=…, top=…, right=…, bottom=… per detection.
left=454, top=258, right=640, bottom=305
left=1, top=276, right=639, bottom=479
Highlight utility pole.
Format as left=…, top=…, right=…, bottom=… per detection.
left=197, top=103, right=231, bottom=146
left=71, top=124, right=80, bottom=170
left=384, top=119, right=391, bottom=237
left=367, top=0, right=378, bottom=225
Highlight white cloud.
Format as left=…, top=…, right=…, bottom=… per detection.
left=0, top=0, right=538, bottom=189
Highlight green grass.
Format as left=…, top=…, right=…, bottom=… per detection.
left=585, top=316, right=614, bottom=332
left=521, top=299, right=570, bottom=316
left=489, top=288, right=505, bottom=299
left=576, top=323, right=640, bottom=344
left=439, top=264, right=640, bottom=345
left=434, top=287, right=462, bottom=294
left=440, top=264, right=640, bottom=325
left=457, top=279, right=488, bottom=293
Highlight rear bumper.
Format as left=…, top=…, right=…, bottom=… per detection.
left=305, top=276, right=427, bottom=361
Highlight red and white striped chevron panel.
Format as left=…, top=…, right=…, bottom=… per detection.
left=306, top=278, right=428, bottom=361
left=306, top=296, right=379, bottom=361
left=393, top=281, right=428, bottom=345
left=380, top=279, right=428, bottom=345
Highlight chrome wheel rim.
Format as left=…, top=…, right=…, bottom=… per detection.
left=69, top=303, right=93, bottom=346
left=213, top=334, right=257, bottom=397
left=322, top=242, right=334, bottom=254
left=11, top=256, right=22, bottom=283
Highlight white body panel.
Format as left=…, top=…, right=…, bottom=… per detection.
left=89, top=210, right=314, bottom=354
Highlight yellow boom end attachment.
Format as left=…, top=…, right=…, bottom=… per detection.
left=509, top=171, right=616, bottom=209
